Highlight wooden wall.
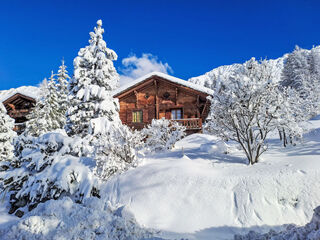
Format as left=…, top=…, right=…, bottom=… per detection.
left=116, top=76, right=210, bottom=130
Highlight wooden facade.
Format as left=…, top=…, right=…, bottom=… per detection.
left=114, top=73, right=211, bottom=134
left=2, top=93, right=36, bottom=134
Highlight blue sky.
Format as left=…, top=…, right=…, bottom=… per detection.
left=1, top=0, right=320, bottom=90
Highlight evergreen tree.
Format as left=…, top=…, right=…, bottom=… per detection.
left=0, top=103, right=16, bottom=170
left=56, top=59, right=70, bottom=127
left=281, top=46, right=320, bottom=117
left=25, top=72, right=62, bottom=136
left=281, top=46, right=310, bottom=92
left=24, top=79, right=49, bottom=136
left=65, top=19, right=120, bottom=137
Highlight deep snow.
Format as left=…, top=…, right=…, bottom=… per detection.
left=1, top=119, right=320, bottom=239
left=102, top=118, right=320, bottom=239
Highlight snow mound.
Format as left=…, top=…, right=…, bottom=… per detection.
left=2, top=132, right=99, bottom=214
left=0, top=197, right=154, bottom=240
left=102, top=118, right=320, bottom=240
left=0, top=86, right=40, bottom=102
left=235, top=206, right=320, bottom=240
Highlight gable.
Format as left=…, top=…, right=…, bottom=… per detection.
left=2, top=93, right=36, bottom=111
left=114, top=74, right=212, bottom=100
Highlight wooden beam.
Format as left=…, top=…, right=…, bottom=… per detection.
left=134, top=90, right=138, bottom=108
left=3, top=93, right=36, bottom=105
left=175, top=87, right=178, bottom=105
left=201, top=99, right=209, bottom=118
left=154, top=80, right=159, bottom=119
left=196, top=95, right=200, bottom=118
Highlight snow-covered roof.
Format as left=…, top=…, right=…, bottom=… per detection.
left=0, top=86, right=40, bottom=103
left=113, top=72, right=214, bottom=97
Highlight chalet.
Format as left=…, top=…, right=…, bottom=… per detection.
left=0, top=87, right=38, bottom=134
left=113, top=72, right=213, bottom=134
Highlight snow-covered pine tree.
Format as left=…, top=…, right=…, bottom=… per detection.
left=3, top=132, right=99, bottom=216
left=65, top=19, right=120, bottom=138
left=281, top=46, right=310, bottom=92
left=0, top=103, right=16, bottom=171
left=46, top=71, right=64, bottom=130
left=24, top=72, right=63, bottom=136
left=24, top=79, right=49, bottom=136
left=307, top=46, right=320, bottom=115
left=56, top=59, right=70, bottom=127
left=281, top=45, right=320, bottom=117
left=64, top=20, right=140, bottom=180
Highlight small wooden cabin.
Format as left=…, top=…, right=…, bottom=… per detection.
left=113, top=72, right=213, bottom=134
left=2, top=93, right=36, bottom=134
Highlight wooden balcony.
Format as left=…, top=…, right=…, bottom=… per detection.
left=8, top=109, right=30, bottom=118
left=174, top=118, right=202, bottom=130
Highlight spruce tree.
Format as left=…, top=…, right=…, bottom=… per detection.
left=0, top=103, right=16, bottom=169
left=56, top=59, right=70, bottom=127
left=25, top=72, right=63, bottom=136
left=281, top=46, right=320, bottom=117
left=24, top=79, right=49, bottom=136
left=65, top=19, right=120, bottom=137
left=46, top=71, right=64, bottom=130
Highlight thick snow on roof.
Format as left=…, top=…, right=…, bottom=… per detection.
left=113, top=72, right=214, bottom=96
left=0, top=86, right=40, bottom=103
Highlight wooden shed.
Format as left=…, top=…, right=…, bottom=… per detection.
left=113, top=72, right=213, bottom=134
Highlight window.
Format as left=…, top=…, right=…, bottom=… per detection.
left=171, top=109, right=182, bottom=120
left=132, top=110, right=143, bottom=123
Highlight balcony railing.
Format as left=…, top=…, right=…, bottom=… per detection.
left=9, top=109, right=30, bottom=118
left=174, top=118, right=202, bottom=130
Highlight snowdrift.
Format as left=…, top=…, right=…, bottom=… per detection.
left=102, top=119, right=320, bottom=239
left=0, top=197, right=153, bottom=240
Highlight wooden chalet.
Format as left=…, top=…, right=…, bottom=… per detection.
left=2, top=93, right=36, bottom=134
left=113, top=72, right=213, bottom=134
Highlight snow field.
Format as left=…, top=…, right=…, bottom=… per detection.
left=102, top=120, right=320, bottom=239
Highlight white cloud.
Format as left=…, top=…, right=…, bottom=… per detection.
left=119, top=53, right=172, bottom=86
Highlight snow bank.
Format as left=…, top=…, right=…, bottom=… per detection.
left=2, top=132, right=99, bottom=215
left=102, top=119, right=320, bottom=240
left=0, top=197, right=154, bottom=240
left=235, top=206, right=320, bottom=240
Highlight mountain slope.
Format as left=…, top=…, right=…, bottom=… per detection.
left=189, top=55, right=287, bottom=88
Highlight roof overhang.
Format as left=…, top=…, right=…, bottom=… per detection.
left=113, top=72, right=214, bottom=98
